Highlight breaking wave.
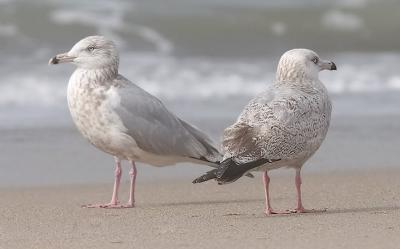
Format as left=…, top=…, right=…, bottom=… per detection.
left=1, top=53, right=400, bottom=109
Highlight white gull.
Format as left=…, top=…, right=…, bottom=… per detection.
left=49, top=35, right=222, bottom=208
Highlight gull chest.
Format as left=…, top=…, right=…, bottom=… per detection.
left=66, top=75, right=137, bottom=158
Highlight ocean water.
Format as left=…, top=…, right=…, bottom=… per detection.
left=0, top=0, right=399, bottom=186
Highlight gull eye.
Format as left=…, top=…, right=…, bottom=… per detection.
left=87, top=45, right=96, bottom=52
left=312, top=57, right=319, bottom=64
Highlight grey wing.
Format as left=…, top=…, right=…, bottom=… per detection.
left=178, top=118, right=220, bottom=158
left=223, top=87, right=330, bottom=164
left=113, top=77, right=220, bottom=161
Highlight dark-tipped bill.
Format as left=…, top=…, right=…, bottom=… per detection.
left=320, top=60, right=337, bottom=71
left=48, top=53, right=76, bottom=65
left=330, top=62, right=337, bottom=70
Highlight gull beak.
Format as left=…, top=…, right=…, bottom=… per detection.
left=330, top=62, right=337, bottom=70
left=48, top=52, right=76, bottom=65
left=320, top=60, right=337, bottom=71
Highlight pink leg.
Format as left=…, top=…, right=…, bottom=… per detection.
left=294, top=168, right=305, bottom=212
left=109, top=158, right=122, bottom=205
left=289, top=168, right=324, bottom=213
left=83, top=158, right=126, bottom=208
left=263, top=171, right=290, bottom=215
left=125, top=161, right=137, bottom=208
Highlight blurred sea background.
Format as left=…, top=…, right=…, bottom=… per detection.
left=0, top=0, right=399, bottom=187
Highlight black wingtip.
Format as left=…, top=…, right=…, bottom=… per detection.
left=192, top=177, right=204, bottom=184
left=192, top=169, right=218, bottom=184
left=192, top=178, right=204, bottom=184
left=245, top=172, right=254, bottom=178
left=193, top=158, right=280, bottom=184
left=215, top=158, right=281, bottom=184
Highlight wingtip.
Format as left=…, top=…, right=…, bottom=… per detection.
left=192, top=175, right=203, bottom=184
left=192, top=175, right=209, bottom=184
left=192, top=169, right=218, bottom=184
left=245, top=172, right=255, bottom=178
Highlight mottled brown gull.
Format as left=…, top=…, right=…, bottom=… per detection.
left=193, top=49, right=336, bottom=215
left=49, top=35, right=222, bottom=208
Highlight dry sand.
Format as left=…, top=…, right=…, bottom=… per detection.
left=1, top=169, right=400, bottom=249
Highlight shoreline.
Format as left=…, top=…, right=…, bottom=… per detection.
left=1, top=166, right=400, bottom=189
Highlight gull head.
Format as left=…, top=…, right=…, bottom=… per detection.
left=276, top=48, right=336, bottom=83
left=49, top=36, right=119, bottom=70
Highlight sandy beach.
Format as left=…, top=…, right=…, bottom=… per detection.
left=1, top=1, right=400, bottom=249
left=1, top=169, right=399, bottom=249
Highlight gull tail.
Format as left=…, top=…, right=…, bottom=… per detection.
left=190, top=157, right=255, bottom=179
left=192, top=158, right=279, bottom=184
left=179, top=119, right=254, bottom=179
left=192, top=168, right=219, bottom=184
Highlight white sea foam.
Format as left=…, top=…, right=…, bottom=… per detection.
left=50, top=2, right=174, bottom=55
left=322, top=10, right=364, bottom=31
left=120, top=54, right=400, bottom=100
left=387, top=76, right=400, bottom=90
left=336, top=0, right=370, bottom=8
left=0, top=74, right=65, bottom=107
left=0, top=53, right=399, bottom=110
left=128, top=25, right=174, bottom=55
left=50, top=4, right=127, bottom=46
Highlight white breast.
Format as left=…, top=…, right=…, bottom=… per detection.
left=67, top=71, right=139, bottom=160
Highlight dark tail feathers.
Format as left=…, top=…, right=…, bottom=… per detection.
left=192, top=158, right=279, bottom=184
left=191, top=156, right=255, bottom=179
left=192, top=168, right=219, bottom=184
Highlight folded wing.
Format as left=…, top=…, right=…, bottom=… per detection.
left=114, top=76, right=221, bottom=163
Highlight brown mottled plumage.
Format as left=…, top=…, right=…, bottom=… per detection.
left=193, top=49, right=336, bottom=215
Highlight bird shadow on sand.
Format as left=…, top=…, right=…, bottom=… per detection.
left=141, top=198, right=263, bottom=208
left=141, top=199, right=400, bottom=219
